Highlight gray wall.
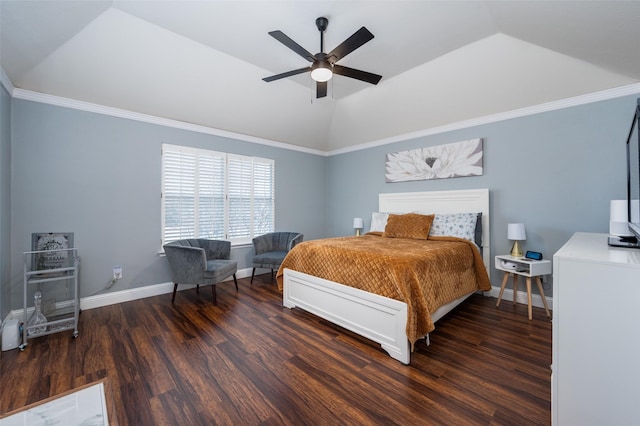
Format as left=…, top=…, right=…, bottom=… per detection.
left=4, top=91, right=638, bottom=310
left=0, top=85, right=11, bottom=320
left=327, top=95, right=638, bottom=296
left=8, top=99, right=326, bottom=309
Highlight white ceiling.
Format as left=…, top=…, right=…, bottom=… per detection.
left=2, top=1, right=640, bottom=152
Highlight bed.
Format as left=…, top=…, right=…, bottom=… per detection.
left=277, top=189, right=491, bottom=364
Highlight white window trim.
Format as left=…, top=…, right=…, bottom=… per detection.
left=161, top=144, right=275, bottom=247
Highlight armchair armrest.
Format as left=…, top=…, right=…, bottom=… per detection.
left=288, top=233, right=304, bottom=251
left=163, top=245, right=207, bottom=284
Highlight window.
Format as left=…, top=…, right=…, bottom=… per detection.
left=161, top=144, right=274, bottom=246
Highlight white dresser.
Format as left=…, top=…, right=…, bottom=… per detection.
left=552, top=232, right=640, bottom=425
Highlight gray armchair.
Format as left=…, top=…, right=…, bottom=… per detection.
left=163, top=239, right=238, bottom=304
left=251, top=232, right=303, bottom=284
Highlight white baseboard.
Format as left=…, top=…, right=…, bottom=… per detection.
left=80, top=266, right=254, bottom=310
left=8, top=272, right=542, bottom=322
left=81, top=281, right=176, bottom=310
left=485, top=285, right=552, bottom=310
left=9, top=267, right=254, bottom=319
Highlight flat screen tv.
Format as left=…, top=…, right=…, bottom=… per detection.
left=609, top=98, right=640, bottom=248
left=626, top=98, right=640, bottom=242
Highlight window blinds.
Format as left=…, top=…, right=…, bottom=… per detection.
left=162, top=144, right=274, bottom=245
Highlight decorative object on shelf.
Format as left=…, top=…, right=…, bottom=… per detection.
left=385, top=138, right=483, bottom=183
left=353, top=217, right=364, bottom=236
left=27, top=290, right=47, bottom=336
left=31, top=232, right=74, bottom=271
left=508, top=223, right=526, bottom=258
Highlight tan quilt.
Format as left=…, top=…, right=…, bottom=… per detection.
left=276, top=233, right=491, bottom=346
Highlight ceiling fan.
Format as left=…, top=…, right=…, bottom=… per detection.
left=263, top=17, right=382, bottom=98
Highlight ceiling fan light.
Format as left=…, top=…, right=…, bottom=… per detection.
left=311, top=62, right=333, bottom=82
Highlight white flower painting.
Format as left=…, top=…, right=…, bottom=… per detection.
left=385, top=138, right=483, bottom=183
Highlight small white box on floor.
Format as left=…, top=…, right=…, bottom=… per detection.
left=2, top=318, right=20, bottom=351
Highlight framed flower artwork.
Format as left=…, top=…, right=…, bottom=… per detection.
left=385, top=138, right=483, bottom=183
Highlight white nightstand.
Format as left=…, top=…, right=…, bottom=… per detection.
left=495, top=255, right=551, bottom=320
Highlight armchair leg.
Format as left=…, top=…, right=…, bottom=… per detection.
left=196, top=284, right=200, bottom=294
left=233, top=274, right=239, bottom=291
left=211, top=285, right=217, bottom=305
left=251, top=268, right=256, bottom=284
left=271, top=269, right=275, bottom=284
left=171, top=283, right=178, bottom=303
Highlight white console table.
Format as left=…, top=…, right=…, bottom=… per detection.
left=552, top=232, right=640, bottom=425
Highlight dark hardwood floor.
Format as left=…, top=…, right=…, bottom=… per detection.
left=0, top=276, right=551, bottom=425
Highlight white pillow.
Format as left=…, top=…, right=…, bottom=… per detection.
left=429, top=212, right=479, bottom=243
left=369, top=212, right=389, bottom=232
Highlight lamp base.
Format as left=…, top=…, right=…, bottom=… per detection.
left=355, top=229, right=361, bottom=236
left=510, top=241, right=523, bottom=258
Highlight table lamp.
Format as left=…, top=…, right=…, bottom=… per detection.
left=508, top=223, right=526, bottom=257
left=353, top=217, right=364, bottom=236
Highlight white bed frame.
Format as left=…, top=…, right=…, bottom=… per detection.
left=283, top=188, right=490, bottom=364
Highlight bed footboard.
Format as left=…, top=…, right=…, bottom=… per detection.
left=283, top=268, right=410, bottom=364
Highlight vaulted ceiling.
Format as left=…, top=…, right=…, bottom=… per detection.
left=2, top=1, right=640, bottom=152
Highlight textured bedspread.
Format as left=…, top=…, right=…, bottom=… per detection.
left=276, top=233, right=491, bottom=345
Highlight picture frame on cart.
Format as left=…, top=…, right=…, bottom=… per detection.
left=31, top=232, right=74, bottom=271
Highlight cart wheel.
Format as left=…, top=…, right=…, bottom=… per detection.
left=72, top=331, right=78, bottom=338
left=18, top=344, right=26, bottom=351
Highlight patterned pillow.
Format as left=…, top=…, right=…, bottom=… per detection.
left=429, top=212, right=479, bottom=244
left=382, top=213, right=435, bottom=240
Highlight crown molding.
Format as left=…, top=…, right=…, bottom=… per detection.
left=328, top=83, right=640, bottom=156
left=8, top=82, right=640, bottom=157
left=10, top=88, right=328, bottom=157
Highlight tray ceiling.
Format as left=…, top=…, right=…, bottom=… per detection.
left=2, top=1, right=639, bottom=152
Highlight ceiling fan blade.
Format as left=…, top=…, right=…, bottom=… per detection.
left=332, top=64, right=382, bottom=85
left=327, top=27, right=374, bottom=62
left=316, top=81, right=327, bottom=98
left=263, top=67, right=310, bottom=82
left=268, top=30, right=315, bottom=62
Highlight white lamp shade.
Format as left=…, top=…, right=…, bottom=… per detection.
left=507, top=223, right=526, bottom=240
left=610, top=200, right=632, bottom=236
left=610, top=200, right=628, bottom=221
left=353, top=217, right=364, bottom=229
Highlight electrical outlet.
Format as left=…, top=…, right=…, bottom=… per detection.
left=113, top=266, right=123, bottom=280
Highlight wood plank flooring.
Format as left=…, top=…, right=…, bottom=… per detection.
left=0, top=276, right=552, bottom=425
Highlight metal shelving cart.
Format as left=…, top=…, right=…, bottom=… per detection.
left=20, top=248, right=80, bottom=350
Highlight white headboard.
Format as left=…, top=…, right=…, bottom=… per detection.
left=379, top=189, right=490, bottom=278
